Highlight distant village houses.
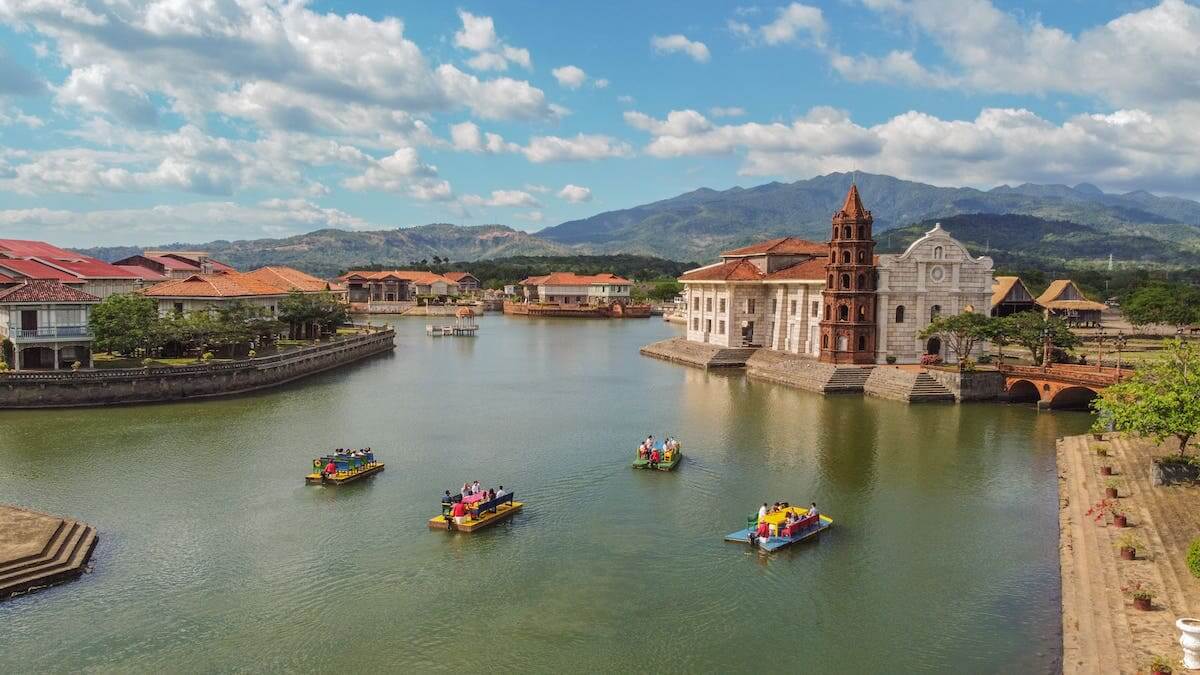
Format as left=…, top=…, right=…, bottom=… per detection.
left=516, top=273, right=633, bottom=305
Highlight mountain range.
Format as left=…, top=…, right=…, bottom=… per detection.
left=78, top=172, right=1200, bottom=275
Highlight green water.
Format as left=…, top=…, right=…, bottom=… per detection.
left=0, top=315, right=1090, bottom=673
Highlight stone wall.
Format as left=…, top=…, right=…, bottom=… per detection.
left=922, top=368, right=1006, bottom=401
left=0, top=330, right=395, bottom=409
left=744, top=349, right=841, bottom=393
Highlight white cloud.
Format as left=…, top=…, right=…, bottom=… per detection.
left=623, top=104, right=1200, bottom=196
left=650, top=34, right=710, bottom=63
left=0, top=200, right=375, bottom=246
left=842, top=0, right=1200, bottom=110
left=729, top=3, right=826, bottom=47
left=449, top=122, right=518, bottom=154
left=709, top=106, right=746, bottom=118
left=552, top=65, right=588, bottom=89
left=522, top=134, right=634, bottom=162
left=593, top=78, right=609, bottom=89
left=454, top=11, right=532, bottom=72
left=557, top=184, right=592, bottom=203
left=523, top=183, right=551, bottom=193
left=617, top=95, right=635, bottom=105
left=342, top=148, right=451, bottom=200
left=461, top=189, right=541, bottom=208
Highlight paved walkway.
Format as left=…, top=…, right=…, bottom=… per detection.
left=1059, top=434, right=1200, bottom=673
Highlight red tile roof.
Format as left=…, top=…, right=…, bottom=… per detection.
left=243, top=266, right=339, bottom=293
left=147, top=254, right=201, bottom=271
left=520, top=272, right=632, bottom=285
left=42, top=258, right=139, bottom=279
left=142, top=273, right=290, bottom=298
left=720, top=237, right=826, bottom=257
left=0, top=239, right=80, bottom=259
left=0, top=258, right=81, bottom=282
left=443, top=272, right=479, bottom=283
left=679, top=260, right=766, bottom=282
left=764, top=257, right=830, bottom=280
left=339, top=270, right=460, bottom=286
left=835, top=183, right=871, bottom=220
left=0, top=271, right=14, bottom=284
left=0, top=280, right=100, bottom=303
left=116, top=265, right=168, bottom=282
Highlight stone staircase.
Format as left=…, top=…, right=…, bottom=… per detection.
left=863, top=368, right=956, bottom=402
left=708, top=347, right=758, bottom=368
left=0, top=510, right=98, bottom=600
left=825, top=367, right=874, bottom=393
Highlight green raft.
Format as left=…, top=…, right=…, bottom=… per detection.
left=632, top=443, right=682, bottom=471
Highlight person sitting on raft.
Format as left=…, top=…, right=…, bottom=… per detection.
left=495, top=486, right=506, bottom=499
left=648, top=447, right=660, bottom=468
left=323, top=460, right=337, bottom=479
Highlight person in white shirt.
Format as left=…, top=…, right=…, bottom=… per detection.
left=758, top=503, right=768, bottom=522
left=495, top=486, right=506, bottom=498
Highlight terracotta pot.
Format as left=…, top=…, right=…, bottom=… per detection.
left=1113, top=514, right=1127, bottom=528
left=1134, top=596, right=1153, bottom=611
left=1105, top=487, right=1119, bottom=498
left=1120, top=546, right=1136, bottom=560
left=1093, top=433, right=1105, bottom=440
left=1100, top=466, right=1113, bottom=476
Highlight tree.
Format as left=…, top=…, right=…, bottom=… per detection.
left=1093, top=339, right=1200, bottom=454
left=89, top=293, right=160, bottom=355
left=1121, top=281, right=1200, bottom=329
left=648, top=279, right=683, bottom=303
left=1005, top=312, right=1081, bottom=365
left=279, top=291, right=349, bottom=339
left=918, top=312, right=992, bottom=366
left=986, top=315, right=1016, bottom=363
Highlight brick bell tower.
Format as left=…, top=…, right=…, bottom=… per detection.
left=819, top=184, right=878, bottom=364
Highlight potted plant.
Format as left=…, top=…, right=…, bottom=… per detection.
left=1123, top=581, right=1155, bottom=611
left=1148, top=654, right=1174, bottom=675
left=1100, top=463, right=1113, bottom=476
left=1104, top=478, right=1120, bottom=499
left=1085, top=499, right=1127, bottom=527
left=885, top=355, right=897, bottom=365
left=1116, top=533, right=1142, bottom=560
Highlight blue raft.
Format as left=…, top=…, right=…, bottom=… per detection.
left=723, top=508, right=833, bottom=552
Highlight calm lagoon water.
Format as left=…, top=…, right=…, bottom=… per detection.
left=0, top=315, right=1090, bottom=673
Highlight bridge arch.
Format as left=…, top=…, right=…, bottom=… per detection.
left=1006, top=379, right=1040, bottom=403
left=1048, top=386, right=1099, bottom=410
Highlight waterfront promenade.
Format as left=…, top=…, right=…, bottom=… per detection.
left=1059, top=434, right=1200, bottom=673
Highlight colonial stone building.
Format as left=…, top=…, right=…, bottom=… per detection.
left=679, top=185, right=995, bottom=365
left=874, top=222, right=994, bottom=363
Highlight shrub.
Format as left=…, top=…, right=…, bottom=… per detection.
left=977, top=354, right=992, bottom=364
left=1122, top=580, right=1154, bottom=601
left=1148, top=655, right=1173, bottom=674
left=248, top=349, right=257, bottom=358
left=0, top=360, right=8, bottom=372
left=920, top=353, right=943, bottom=366
left=141, top=357, right=154, bottom=368
left=1115, top=532, right=1143, bottom=552
left=71, top=360, right=82, bottom=371
left=1188, top=538, right=1200, bottom=579
left=885, top=355, right=897, bottom=364
left=201, top=351, right=214, bottom=362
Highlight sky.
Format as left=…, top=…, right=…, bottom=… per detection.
left=0, top=0, right=1198, bottom=247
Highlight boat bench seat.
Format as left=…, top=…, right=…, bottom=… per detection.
left=471, top=493, right=514, bottom=519
left=782, top=514, right=818, bottom=537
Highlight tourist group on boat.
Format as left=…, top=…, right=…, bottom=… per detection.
left=305, top=447, right=383, bottom=485
left=633, top=435, right=682, bottom=470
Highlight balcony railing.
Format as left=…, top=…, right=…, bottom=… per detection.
left=7, top=325, right=91, bottom=339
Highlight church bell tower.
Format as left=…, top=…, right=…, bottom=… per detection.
left=819, top=184, right=878, bottom=364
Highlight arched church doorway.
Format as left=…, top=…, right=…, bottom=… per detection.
left=925, top=336, right=941, bottom=356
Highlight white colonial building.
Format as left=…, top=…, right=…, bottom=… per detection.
left=875, top=223, right=994, bottom=363
left=517, top=273, right=632, bottom=305
left=679, top=187, right=996, bottom=365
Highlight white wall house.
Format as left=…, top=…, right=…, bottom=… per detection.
left=0, top=280, right=100, bottom=370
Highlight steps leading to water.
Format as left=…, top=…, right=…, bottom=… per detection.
left=639, top=338, right=758, bottom=369
left=825, top=366, right=874, bottom=393
left=863, top=368, right=955, bottom=403
left=0, top=507, right=98, bottom=600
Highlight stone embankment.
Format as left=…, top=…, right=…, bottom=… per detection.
left=639, top=337, right=756, bottom=369
left=0, top=329, right=395, bottom=409
left=0, top=505, right=98, bottom=600
left=1058, top=434, right=1200, bottom=673
left=744, top=349, right=871, bottom=394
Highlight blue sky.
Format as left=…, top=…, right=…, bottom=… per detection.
left=0, top=0, right=1197, bottom=246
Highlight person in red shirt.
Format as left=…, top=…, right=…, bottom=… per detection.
left=323, top=461, right=337, bottom=480
left=649, top=448, right=660, bottom=468
left=451, top=500, right=469, bottom=528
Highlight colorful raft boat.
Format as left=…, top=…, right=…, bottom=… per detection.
left=305, top=452, right=384, bottom=485
left=428, top=491, right=523, bottom=533
left=723, top=505, right=833, bottom=552
left=632, top=442, right=682, bottom=471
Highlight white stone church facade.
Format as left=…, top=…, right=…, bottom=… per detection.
left=680, top=207, right=994, bottom=364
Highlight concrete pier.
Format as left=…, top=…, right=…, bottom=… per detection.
left=0, top=505, right=98, bottom=600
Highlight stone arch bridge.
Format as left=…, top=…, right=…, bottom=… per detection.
left=998, top=364, right=1131, bottom=410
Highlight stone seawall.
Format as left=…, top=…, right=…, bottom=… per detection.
left=863, top=367, right=955, bottom=403
left=639, top=337, right=756, bottom=369
left=0, top=330, right=395, bottom=409
left=922, top=368, right=1006, bottom=401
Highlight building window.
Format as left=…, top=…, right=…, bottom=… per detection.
left=824, top=305, right=831, bottom=320
left=858, top=335, right=867, bottom=351
left=719, top=298, right=726, bottom=313
left=930, top=304, right=941, bottom=321
left=858, top=250, right=866, bottom=263
left=693, top=317, right=699, bottom=330
left=895, top=305, right=905, bottom=323
left=841, top=250, right=851, bottom=264
left=790, top=300, right=796, bottom=315
left=842, top=226, right=851, bottom=238
left=770, top=298, right=777, bottom=314
left=718, top=320, right=725, bottom=335
left=933, top=246, right=944, bottom=259
left=858, top=304, right=866, bottom=321
left=838, top=305, right=849, bottom=321
left=828, top=275, right=834, bottom=287
left=821, top=334, right=828, bottom=348
left=705, top=319, right=712, bottom=333
left=841, top=273, right=850, bottom=289
left=706, top=297, right=712, bottom=312
left=693, top=296, right=700, bottom=311
left=856, top=274, right=865, bottom=290
left=747, top=299, right=756, bottom=313
left=812, top=301, right=819, bottom=318
left=173, top=302, right=184, bottom=315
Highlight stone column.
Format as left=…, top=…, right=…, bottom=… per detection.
left=53, top=345, right=60, bottom=370
left=772, top=287, right=786, bottom=350
left=876, top=292, right=890, bottom=363
left=13, top=345, right=20, bottom=371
